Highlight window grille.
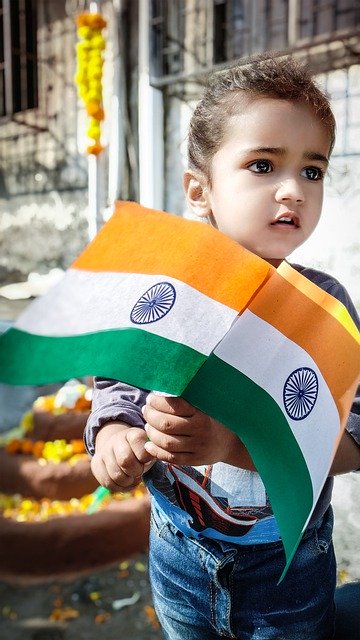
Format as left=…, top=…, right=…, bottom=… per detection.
left=0, top=0, right=38, bottom=117
left=298, top=0, right=360, bottom=40
left=0, top=1, right=86, bottom=197
left=211, top=0, right=289, bottom=64
left=150, top=0, right=360, bottom=87
left=150, top=0, right=186, bottom=80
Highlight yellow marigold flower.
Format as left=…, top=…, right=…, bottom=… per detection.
left=89, top=82, right=102, bottom=95
left=88, top=50, right=103, bottom=61
left=20, top=410, right=34, bottom=433
left=74, top=72, right=86, bottom=85
left=76, top=40, right=91, bottom=52
left=77, top=25, right=92, bottom=40
left=79, top=87, right=88, bottom=100
left=87, top=120, right=101, bottom=140
left=88, top=67, right=102, bottom=80
left=87, top=89, right=102, bottom=102
left=91, top=34, right=106, bottom=50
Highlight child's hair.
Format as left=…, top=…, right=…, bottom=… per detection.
left=188, top=53, right=336, bottom=181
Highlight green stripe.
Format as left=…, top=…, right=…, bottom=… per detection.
left=0, top=327, right=206, bottom=393
left=183, top=354, right=314, bottom=579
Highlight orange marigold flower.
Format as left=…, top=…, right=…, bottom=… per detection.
left=94, top=612, right=111, bottom=624
left=85, top=101, right=105, bottom=120
left=76, top=13, right=107, bottom=30
left=86, top=142, right=104, bottom=155
left=20, top=438, right=34, bottom=454
left=87, top=14, right=107, bottom=30
left=32, top=441, right=45, bottom=458
left=76, top=14, right=87, bottom=27
left=69, top=440, right=85, bottom=454
left=73, top=396, right=92, bottom=411
left=5, top=439, right=23, bottom=454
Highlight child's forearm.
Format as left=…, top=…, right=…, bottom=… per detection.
left=222, top=428, right=360, bottom=476
left=330, top=430, right=360, bottom=475
left=221, top=433, right=257, bottom=471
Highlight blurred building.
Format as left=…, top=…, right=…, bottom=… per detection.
left=0, top=0, right=359, bottom=304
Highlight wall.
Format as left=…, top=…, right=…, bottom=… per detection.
left=0, top=191, right=89, bottom=282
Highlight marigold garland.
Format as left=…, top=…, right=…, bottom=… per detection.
left=75, top=12, right=107, bottom=155
left=4, top=437, right=87, bottom=464
left=0, top=484, right=146, bottom=522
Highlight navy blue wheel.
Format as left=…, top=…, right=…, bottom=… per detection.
left=283, top=367, right=318, bottom=420
left=130, top=282, right=176, bottom=324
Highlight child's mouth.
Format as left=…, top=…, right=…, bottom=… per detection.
left=271, top=214, right=300, bottom=228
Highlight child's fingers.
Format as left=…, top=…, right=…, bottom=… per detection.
left=142, top=405, right=193, bottom=436
left=125, top=427, right=155, bottom=463
left=146, top=393, right=195, bottom=417
left=90, top=454, right=140, bottom=492
left=144, top=439, right=189, bottom=464
left=144, top=423, right=191, bottom=454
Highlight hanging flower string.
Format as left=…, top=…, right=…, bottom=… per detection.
left=75, top=12, right=107, bottom=155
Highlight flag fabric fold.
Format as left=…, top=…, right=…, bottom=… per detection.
left=0, top=200, right=359, bottom=580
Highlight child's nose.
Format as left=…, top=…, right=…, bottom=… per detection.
left=275, top=178, right=305, bottom=204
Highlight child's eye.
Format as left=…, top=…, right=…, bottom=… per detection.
left=248, top=160, right=272, bottom=173
left=301, top=166, right=324, bottom=181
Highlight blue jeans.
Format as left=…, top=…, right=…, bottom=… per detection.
left=149, top=500, right=336, bottom=639
left=334, top=582, right=360, bottom=639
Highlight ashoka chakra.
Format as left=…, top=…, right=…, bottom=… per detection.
left=130, top=282, right=176, bottom=324
left=283, top=367, right=318, bottom=421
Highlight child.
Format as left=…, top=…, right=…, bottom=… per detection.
left=85, top=54, right=360, bottom=640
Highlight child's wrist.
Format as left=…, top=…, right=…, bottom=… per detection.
left=94, top=420, right=130, bottom=446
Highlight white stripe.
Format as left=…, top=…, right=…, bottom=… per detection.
left=15, top=268, right=238, bottom=356
left=214, top=309, right=340, bottom=505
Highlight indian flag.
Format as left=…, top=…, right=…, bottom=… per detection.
left=0, top=200, right=359, bottom=578
left=0, top=201, right=272, bottom=388
left=183, top=261, right=359, bottom=579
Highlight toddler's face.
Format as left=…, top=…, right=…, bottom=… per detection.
left=194, top=98, right=330, bottom=266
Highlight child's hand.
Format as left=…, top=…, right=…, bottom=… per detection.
left=91, top=422, right=155, bottom=492
left=142, top=393, right=251, bottom=467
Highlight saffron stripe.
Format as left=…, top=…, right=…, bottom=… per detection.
left=278, top=261, right=359, bottom=343
left=72, top=201, right=273, bottom=312
left=248, top=271, right=360, bottom=426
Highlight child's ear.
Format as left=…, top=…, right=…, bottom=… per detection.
left=183, top=171, right=211, bottom=219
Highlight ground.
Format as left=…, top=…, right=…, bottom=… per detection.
left=0, top=553, right=164, bottom=640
